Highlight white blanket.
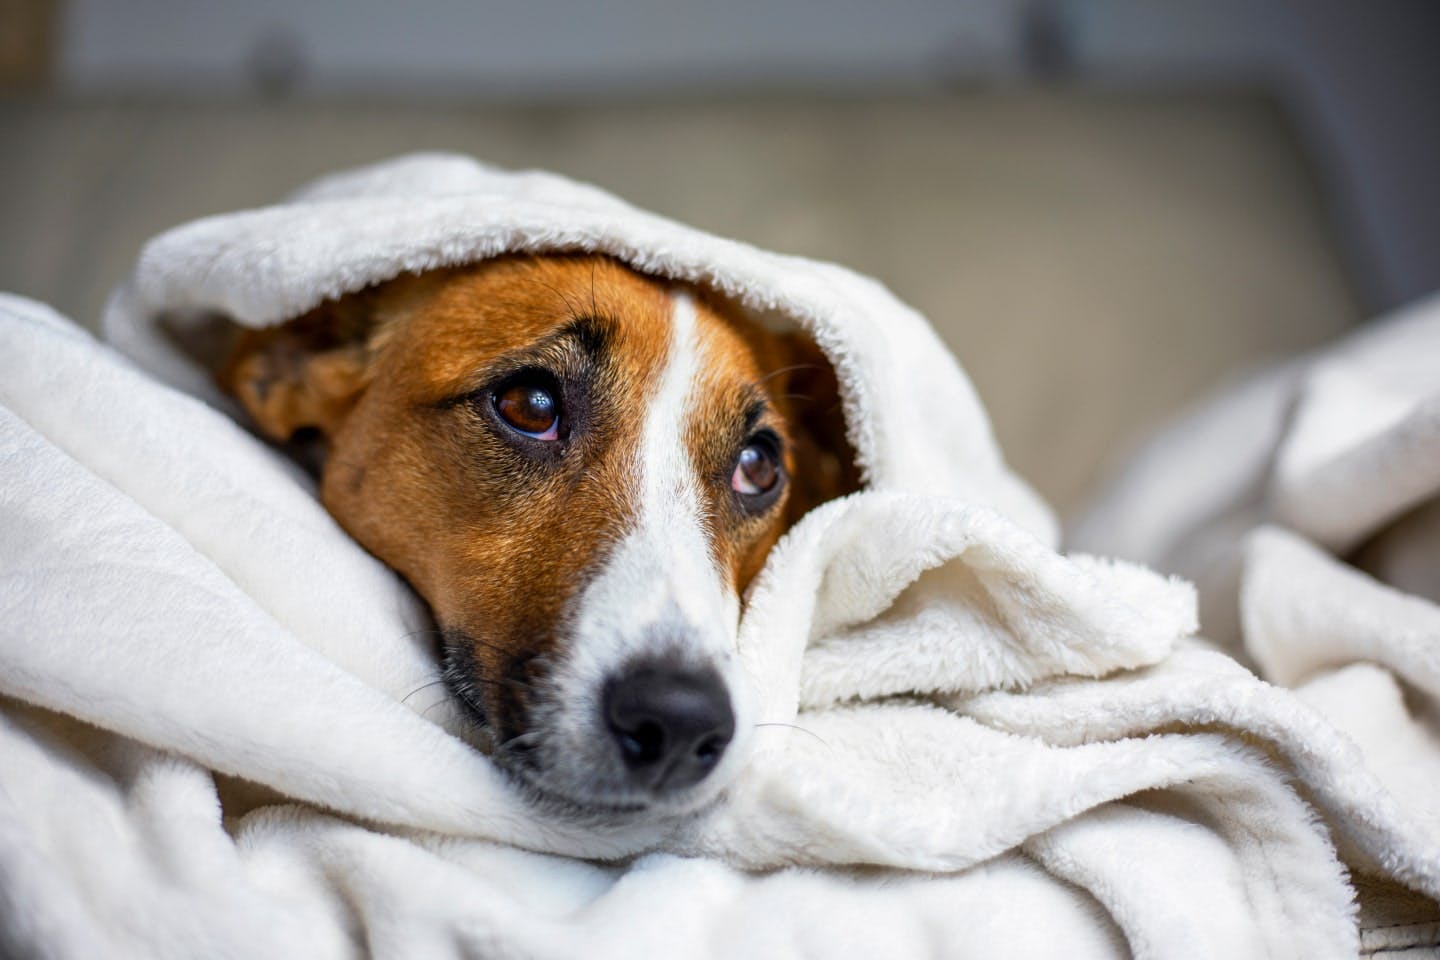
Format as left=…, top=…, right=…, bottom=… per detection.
left=2, top=154, right=1437, bottom=958
left=1074, top=292, right=1440, bottom=952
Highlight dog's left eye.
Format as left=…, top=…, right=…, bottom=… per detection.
left=731, top=434, right=781, bottom=497
left=494, top=381, right=560, bottom=440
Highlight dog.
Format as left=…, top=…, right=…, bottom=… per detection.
left=220, top=254, right=857, bottom=817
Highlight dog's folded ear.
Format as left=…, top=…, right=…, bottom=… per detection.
left=219, top=306, right=374, bottom=443
left=776, top=332, right=863, bottom=522
left=218, top=273, right=438, bottom=443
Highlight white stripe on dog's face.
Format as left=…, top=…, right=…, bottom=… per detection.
left=534, top=292, right=751, bottom=811
left=634, top=291, right=741, bottom=633
left=569, top=292, right=741, bottom=653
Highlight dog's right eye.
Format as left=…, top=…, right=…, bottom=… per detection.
left=493, top=380, right=561, bottom=440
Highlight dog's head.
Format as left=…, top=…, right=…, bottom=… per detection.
left=221, top=255, right=857, bottom=816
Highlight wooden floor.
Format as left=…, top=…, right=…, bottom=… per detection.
left=0, top=92, right=1361, bottom=519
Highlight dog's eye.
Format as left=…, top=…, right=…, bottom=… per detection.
left=494, top=381, right=560, bottom=440
left=731, top=435, right=781, bottom=497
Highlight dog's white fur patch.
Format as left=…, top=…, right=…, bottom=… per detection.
left=530, top=291, right=753, bottom=810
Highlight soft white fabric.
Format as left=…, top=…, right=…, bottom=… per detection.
left=1073, top=292, right=1440, bottom=637
left=1075, top=291, right=1440, bottom=946
left=1, top=153, right=1436, bottom=958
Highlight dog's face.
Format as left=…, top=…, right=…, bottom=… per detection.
left=222, top=255, right=856, bottom=816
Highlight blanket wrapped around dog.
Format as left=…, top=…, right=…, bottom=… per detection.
left=1, top=153, right=1437, bottom=958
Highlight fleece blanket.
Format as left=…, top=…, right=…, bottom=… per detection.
left=0, top=153, right=1436, bottom=959
left=1073, top=292, right=1440, bottom=953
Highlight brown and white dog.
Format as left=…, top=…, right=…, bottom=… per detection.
left=220, top=255, right=857, bottom=817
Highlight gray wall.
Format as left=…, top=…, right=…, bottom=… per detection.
left=56, top=0, right=1440, bottom=311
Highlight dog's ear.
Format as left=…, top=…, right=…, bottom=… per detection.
left=219, top=273, right=439, bottom=443
left=776, top=332, right=863, bottom=522
left=219, top=299, right=376, bottom=443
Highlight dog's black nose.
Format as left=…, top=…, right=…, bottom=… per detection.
left=603, top=663, right=735, bottom=792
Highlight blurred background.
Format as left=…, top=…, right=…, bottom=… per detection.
left=2, top=0, right=1437, bottom=518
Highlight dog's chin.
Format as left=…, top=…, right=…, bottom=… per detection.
left=498, top=758, right=731, bottom=823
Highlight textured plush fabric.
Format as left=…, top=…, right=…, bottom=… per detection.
left=1075, top=291, right=1440, bottom=952
left=1, top=155, right=1436, bottom=958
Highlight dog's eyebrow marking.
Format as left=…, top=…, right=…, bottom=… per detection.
left=433, top=315, right=612, bottom=409
left=554, top=314, right=611, bottom=358
left=511, top=313, right=611, bottom=368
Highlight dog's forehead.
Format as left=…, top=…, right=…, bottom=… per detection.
left=382, top=257, right=672, bottom=394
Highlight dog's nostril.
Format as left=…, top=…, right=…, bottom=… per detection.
left=694, top=733, right=725, bottom=762
left=618, top=721, right=666, bottom=766
left=604, top=663, right=735, bottom=793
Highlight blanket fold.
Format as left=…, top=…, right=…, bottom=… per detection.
left=1076, top=290, right=1440, bottom=950
left=3, top=154, right=1438, bottom=958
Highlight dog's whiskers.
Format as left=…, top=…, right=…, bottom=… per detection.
left=497, top=729, right=542, bottom=753
left=400, top=678, right=448, bottom=706
left=753, top=721, right=831, bottom=749
left=753, top=363, right=821, bottom=388
left=589, top=260, right=600, bottom=321
left=532, top=275, right=588, bottom=326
